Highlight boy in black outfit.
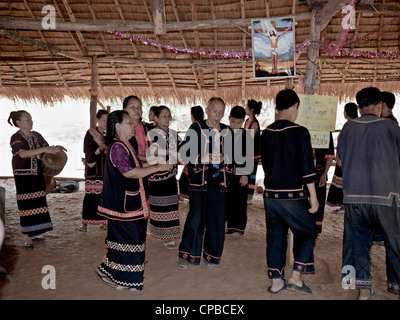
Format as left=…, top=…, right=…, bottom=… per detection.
left=226, top=106, right=250, bottom=240
left=261, top=89, right=319, bottom=295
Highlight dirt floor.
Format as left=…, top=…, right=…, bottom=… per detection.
left=0, top=178, right=398, bottom=301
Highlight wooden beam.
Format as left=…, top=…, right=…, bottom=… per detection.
left=240, top=0, right=246, bottom=102
left=304, top=11, right=321, bottom=94
left=143, top=0, right=178, bottom=97
left=211, top=0, right=218, bottom=92
left=61, top=0, right=89, bottom=56
left=1, top=2, right=397, bottom=33
left=90, top=60, right=98, bottom=129
left=22, top=0, right=67, bottom=89
left=87, top=0, right=123, bottom=87
left=373, top=7, right=385, bottom=87
left=265, top=0, right=271, bottom=89
left=0, top=26, right=91, bottom=62
left=115, top=0, right=156, bottom=95
left=315, top=0, right=347, bottom=30
left=51, top=0, right=86, bottom=57
left=171, top=0, right=202, bottom=91
left=0, top=13, right=312, bottom=32
left=152, top=0, right=166, bottom=35
left=191, top=3, right=204, bottom=90
left=356, top=2, right=400, bottom=15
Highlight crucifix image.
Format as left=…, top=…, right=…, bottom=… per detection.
left=254, top=23, right=292, bottom=74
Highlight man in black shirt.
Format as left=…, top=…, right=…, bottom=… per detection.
left=261, top=89, right=319, bottom=295
left=381, top=91, right=398, bottom=124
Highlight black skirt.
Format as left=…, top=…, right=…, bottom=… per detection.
left=14, top=162, right=53, bottom=237
left=98, top=218, right=147, bottom=290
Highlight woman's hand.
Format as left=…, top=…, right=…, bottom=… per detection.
left=45, top=145, right=67, bottom=154
left=155, top=163, right=174, bottom=172
left=239, top=175, right=248, bottom=187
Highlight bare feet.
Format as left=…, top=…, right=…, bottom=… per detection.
left=358, top=289, right=377, bottom=300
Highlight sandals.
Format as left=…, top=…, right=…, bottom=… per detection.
left=287, top=281, right=313, bottom=295
left=116, top=285, right=142, bottom=292
left=178, top=259, right=190, bottom=270
left=268, top=279, right=288, bottom=294
left=202, top=258, right=218, bottom=268
left=94, top=269, right=117, bottom=288
left=32, top=235, right=45, bottom=241
left=358, top=289, right=378, bottom=300
left=23, top=238, right=33, bottom=249
left=79, top=224, right=87, bottom=232
left=333, top=208, right=345, bottom=214
left=94, top=269, right=142, bottom=292
left=229, top=232, right=244, bottom=241
left=23, top=234, right=46, bottom=249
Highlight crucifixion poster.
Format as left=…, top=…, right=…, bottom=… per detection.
left=252, top=17, right=296, bottom=79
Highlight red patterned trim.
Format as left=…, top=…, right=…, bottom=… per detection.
left=16, top=191, right=46, bottom=201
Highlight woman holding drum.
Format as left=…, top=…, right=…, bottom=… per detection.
left=8, top=110, right=67, bottom=249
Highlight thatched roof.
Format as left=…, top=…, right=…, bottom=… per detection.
left=1, top=0, right=400, bottom=105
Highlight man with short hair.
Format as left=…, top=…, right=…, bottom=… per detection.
left=381, top=91, right=398, bottom=124
left=261, top=89, right=319, bottom=295
left=178, top=97, right=234, bottom=269
left=338, top=87, right=400, bottom=299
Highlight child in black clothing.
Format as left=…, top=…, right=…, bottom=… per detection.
left=226, top=106, right=250, bottom=240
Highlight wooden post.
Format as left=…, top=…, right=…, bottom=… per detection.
left=89, top=60, right=98, bottom=129
left=0, top=187, right=5, bottom=226
left=288, top=230, right=294, bottom=266
left=152, top=0, right=166, bottom=35
left=304, top=11, right=321, bottom=95
left=0, top=186, right=5, bottom=247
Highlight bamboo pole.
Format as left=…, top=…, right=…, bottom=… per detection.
left=89, top=60, right=98, bottom=129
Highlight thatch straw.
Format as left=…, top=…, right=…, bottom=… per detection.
left=1, top=0, right=400, bottom=105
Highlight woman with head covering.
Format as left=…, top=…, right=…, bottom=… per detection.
left=8, top=110, right=67, bottom=248
left=94, top=109, right=172, bottom=291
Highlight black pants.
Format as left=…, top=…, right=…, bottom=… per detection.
left=342, top=201, right=400, bottom=295
left=179, top=177, right=227, bottom=265
left=314, top=183, right=326, bottom=233
left=264, top=198, right=318, bottom=279
left=226, top=175, right=248, bottom=235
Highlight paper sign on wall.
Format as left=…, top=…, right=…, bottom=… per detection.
left=296, top=94, right=338, bottom=132
left=309, top=130, right=330, bottom=149
left=295, top=94, right=338, bottom=148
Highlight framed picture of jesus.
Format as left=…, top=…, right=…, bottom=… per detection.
left=251, top=17, right=296, bottom=79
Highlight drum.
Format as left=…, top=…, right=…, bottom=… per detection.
left=45, top=175, right=56, bottom=195
left=42, top=150, right=68, bottom=177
